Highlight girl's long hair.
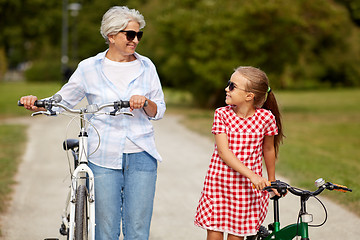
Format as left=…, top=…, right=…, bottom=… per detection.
left=235, top=66, right=284, bottom=158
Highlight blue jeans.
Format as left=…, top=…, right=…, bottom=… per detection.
left=89, top=152, right=158, bottom=240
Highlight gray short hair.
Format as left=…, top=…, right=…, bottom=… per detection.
left=100, top=6, right=146, bottom=43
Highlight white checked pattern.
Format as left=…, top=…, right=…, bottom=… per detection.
left=195, top=106, right=278, bottom=236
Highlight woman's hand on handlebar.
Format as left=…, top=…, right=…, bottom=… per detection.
left=129, top=95, right=157, bottom=118
left=19, top=95, right=44, bottom=112
left=129, top=95, right=147, bottom=111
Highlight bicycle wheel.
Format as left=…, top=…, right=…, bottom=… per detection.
left=75, top=185, right=88, bottom=240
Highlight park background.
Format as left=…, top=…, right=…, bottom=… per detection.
left=0, top=0, right=359, bottom=236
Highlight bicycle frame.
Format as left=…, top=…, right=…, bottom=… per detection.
left=65, top=111, right=95, bottom=240
left=263, top=196, right=311, bottom=240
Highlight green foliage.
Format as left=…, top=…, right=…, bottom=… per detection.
left=0, top=0, right=62, bottom=67
left=336, top=0, right=360, bottom=26
left=24, top=60, right=62, bottom=82
left=0, top=47, right=7, bottom=79
left=1, top=0, right=360, bottom=106
left=147, top=0, right=360, bottom=107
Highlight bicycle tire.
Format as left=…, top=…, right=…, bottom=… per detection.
left=75, top=185, right=89, bottom=240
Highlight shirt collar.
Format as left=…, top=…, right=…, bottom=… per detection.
left=95, top=49, right=146, bottom=64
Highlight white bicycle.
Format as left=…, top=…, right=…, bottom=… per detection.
left=19, top=94, right=139, bottom=240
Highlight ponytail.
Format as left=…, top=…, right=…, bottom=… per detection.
left=262, top=91, right=284, bottom=158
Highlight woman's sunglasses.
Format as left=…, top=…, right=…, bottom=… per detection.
left=119, top=30, right=143, bottom=41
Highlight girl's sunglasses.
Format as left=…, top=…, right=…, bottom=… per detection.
left=227, top=80, right=248, bottom=92
left=119, top=30, right=143, bottom=41
left=227, top=81, right=237, bottom=91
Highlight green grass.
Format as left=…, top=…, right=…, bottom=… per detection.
left=167, top=88, right=360, bottom=216
left=276, top=89, right=360, bottom=213
left=0, top=124, right=27, bottom=211
left=0, top=81, right=62, bottom=118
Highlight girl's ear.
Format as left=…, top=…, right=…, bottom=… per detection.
left=245, top=92, right=255, bottom=101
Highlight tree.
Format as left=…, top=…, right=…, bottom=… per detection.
left=147, top=0, right=360, bottom=107
left=1, top=0, right=359, bottom=103
left=336, top=0, right=360, bottom=26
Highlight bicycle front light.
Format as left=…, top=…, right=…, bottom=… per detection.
left=301, top=213, right=313, bottom=223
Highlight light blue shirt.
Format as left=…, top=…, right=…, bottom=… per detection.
left=56, top=50, right=166, bottom=169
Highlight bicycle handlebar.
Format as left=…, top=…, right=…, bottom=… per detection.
left=18, top=94, right=148, bottom=116
left=263, top=179, right=352, bottom=199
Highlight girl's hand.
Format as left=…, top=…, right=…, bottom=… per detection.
left=251, top=176, right=281, bottom=196
left=250, top=174, right=271, bottom=191
left=270, top=187, right=281, bottom=197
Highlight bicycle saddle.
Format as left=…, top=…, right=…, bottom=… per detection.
left=63, top=139, right=79, bottom=151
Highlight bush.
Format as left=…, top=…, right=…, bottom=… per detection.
left=0, top=48, right=7, bottom=80
left=24, top=60, right=62, bottom=82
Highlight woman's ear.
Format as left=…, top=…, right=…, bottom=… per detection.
left=108, top=34, right=115, bottom=44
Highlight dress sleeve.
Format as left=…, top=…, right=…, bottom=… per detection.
left=211, top=108, right=226, bottom=135
left=265, top=112, right=278, bottom=136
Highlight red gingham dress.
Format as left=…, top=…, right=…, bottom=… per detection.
left=194, top=106, right=278, bottom=236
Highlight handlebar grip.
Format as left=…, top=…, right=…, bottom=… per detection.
left=116, top=100, right=148, bottom=108
left=332, top=183, right=352, bottom=192
left=17, top=100, right=46, bottom=108
left=120, top=101, right=130, bottom=108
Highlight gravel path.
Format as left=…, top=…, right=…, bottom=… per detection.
left=1, top=114, right=359, bottom=239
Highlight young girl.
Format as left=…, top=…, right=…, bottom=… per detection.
left=194, top=66, right=284, bottom=240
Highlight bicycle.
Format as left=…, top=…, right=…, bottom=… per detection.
left=18, top=94, right=139, bottom=240
left=248, top=179, right=352, bottom=240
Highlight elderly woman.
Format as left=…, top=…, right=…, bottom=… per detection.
left=20, top=6, right=165, bottom=240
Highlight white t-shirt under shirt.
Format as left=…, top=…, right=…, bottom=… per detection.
left=103, top=57, right=143, bottom=153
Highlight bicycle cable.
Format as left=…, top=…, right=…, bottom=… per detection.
left=294, top=195, right=328, bottom=231
left=62, top=112, right=101, bottom=177
left=308, top=196, right=328, bottom=227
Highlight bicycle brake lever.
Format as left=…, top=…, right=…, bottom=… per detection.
left=31, top=111, right=48, bottom=117
left=31, top=111, right=57, bottom=117
left=116, top=112, right=134, bottom=117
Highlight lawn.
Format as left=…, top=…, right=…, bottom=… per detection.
left=0, top=81, right=62, bottom=118
left=276, top=89, right=360, bottom=213
left=0, top=125, right=27, bottom=213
